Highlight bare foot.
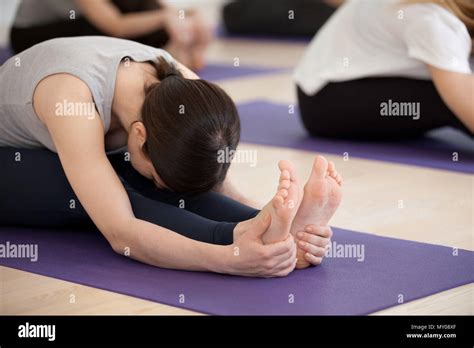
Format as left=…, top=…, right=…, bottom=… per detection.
left=190, top=45, right=206, bottom=71
left=165, top=43, right=193, bottom=70
left=259, top=161, right=300, bottom=245
left=291, top=156, right=342, bottom=269
left=232, top=161, right=299, bottom=245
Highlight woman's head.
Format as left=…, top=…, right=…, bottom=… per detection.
left=128, top=57, right=240, bottom=194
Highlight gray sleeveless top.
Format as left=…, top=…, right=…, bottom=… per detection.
left=0, top=36, right=174, bottom=152
left=13, top=0, right=81, bottom=28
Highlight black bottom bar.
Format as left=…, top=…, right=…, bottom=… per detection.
left=0, top=315, right=472, bottom=346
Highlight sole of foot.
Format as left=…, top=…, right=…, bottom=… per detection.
left=261, top=160, right=300, bottom=245
left=291, top=155, right=343, bottom=269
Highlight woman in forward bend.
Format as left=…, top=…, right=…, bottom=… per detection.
left=0, top=36, right=343, bottom=276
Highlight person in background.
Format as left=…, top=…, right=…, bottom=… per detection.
left=294, top=0, right=474, bottom=139
left=222, top=0, right=344, bottom=38
left=9, top=0, right=211, bottom=70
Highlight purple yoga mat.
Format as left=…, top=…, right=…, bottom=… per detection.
left=0, top=226, right=472, bottom=315
left=238, top=101, right=474, bottom=174
left=197, top=63, right=287, bottom=81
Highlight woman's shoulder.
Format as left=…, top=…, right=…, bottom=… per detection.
left=33, top=73, right=94, bottom=123
left=399, top=2, right=469, bottom=33
left=398, top=2, right=472, bottom=74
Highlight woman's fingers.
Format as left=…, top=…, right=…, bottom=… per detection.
left=304, top=252, right=323, bottom=266
left=305, top=225, right=333, bottom=238
left=298, top=240, right=326, bottom=257
left=274, top=258, right=298, bottom=277
left=269, top=236, right=296, bottom=265
left=260, top=234, right=297, bottom=276
left=294, top=225, right=333, bottom=267
left=297, top=231, right=331, bottom=248
left=273, top=252, right=297, bottom=273
left=264, top=233, right=295, bottom=256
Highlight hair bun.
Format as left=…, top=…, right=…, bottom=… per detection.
left=152, top=57, right=184, bottom=82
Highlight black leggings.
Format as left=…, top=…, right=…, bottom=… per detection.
left=223, top=0, right=335, bottom=37
left=297, top=77, right=472, bottom=139
left=0, top=148, right=259, bottom=245
left=10, top=0, right=169, bottom=54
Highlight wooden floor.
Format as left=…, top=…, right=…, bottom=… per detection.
left=1, top=37, right=472, bottom=316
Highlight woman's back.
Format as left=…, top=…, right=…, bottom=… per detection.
left=0, top=36, right=173, bottom=152
left=294, top=0, right=472, bottom=95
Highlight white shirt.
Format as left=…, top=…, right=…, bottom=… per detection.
left=294, top=0, right=472, bottom=96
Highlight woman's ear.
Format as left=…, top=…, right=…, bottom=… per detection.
left=130, top=121, right=147, bottom=148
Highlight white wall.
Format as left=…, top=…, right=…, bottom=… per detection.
left=0, top=0, right=19, bottom=45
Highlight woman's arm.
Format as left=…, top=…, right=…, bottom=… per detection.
left=34, top=74, right=222, bottom=271
left=428, top=64, right=474, bottom=133
left=74, top=0, right=168, bottom=38
left=33, top=74, right=295, bottom=277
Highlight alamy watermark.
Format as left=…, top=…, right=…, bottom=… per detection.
left=325, top=241, right=365, bottom=262
left=380, top=99, right=420, bottom=120
left=0, top=241, right=38, bottom=262
left=18, top=322, right=55, bottom=341
left=55, top=99, right=95, bottom=120
left=217, top=147, right=257, bottom=167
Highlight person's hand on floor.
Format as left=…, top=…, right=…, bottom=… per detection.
left=228, top=211, right=297, bottom=278
left=295, top=225, right=333, bottom=266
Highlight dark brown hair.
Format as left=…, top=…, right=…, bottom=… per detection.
left=141, top=57, right=241, bottom=194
